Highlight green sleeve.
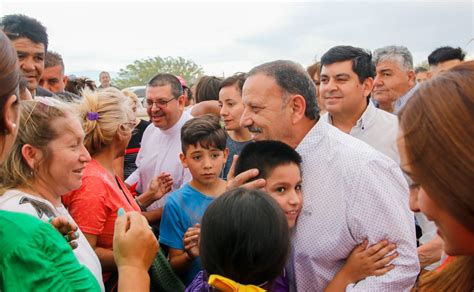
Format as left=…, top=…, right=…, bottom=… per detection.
left=0, top=211, right=101, bottom=292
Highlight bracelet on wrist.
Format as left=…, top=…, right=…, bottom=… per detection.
left=135, top=197, right=146, bottom=212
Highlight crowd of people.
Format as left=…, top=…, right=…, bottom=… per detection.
left=0, top=13, right=473, bottom=292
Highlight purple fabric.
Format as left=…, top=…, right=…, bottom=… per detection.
left=185, top=271, right=208, bottom=292
left=185, top=270, right=290, bottom=292
left=271, top=269, right=290, bottom=292
left=86, top=112, right=99, bottom=121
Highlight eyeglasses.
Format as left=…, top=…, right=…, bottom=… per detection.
left=120, top=121, right=137, bottom=132
left=143, top=96, right=177, bottom=108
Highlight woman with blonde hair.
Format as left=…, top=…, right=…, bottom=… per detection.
left=112, top=89, right=150, bottom=181
left=63, top=87, right=166, bottom=290
left=398, top=61, right=474, bottom=291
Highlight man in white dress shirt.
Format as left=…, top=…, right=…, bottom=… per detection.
left=319, top=45, right=399, bottom=164
left=239, top=60, right=419, bottom=291
left=126, top=73, right=192, bottom=218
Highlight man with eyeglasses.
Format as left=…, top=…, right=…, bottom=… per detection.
left=126, top=73, right=193, bottom=223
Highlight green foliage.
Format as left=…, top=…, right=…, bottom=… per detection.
left=113, top=56, right=204, bottom=89
left=415, top=60, right=429, bottom=70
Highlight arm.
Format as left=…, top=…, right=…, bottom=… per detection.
left=136, top=172, right=173, bottom=208
left=84, top=232, right=116, bottom=272
left=141, top=207, right=163, bottom=224
left=114, top=211, right=158, bottom=292
left=346, top=159, right=419, bottom=290
left=324, top=240, right=398, bottom=292
left=191, top=100, right=221, bottom=117
left=124, top=125, right=151, bottom=189
left=417, top=235, right=443, bottom=269
left=168, top=224, right=200, bottom=275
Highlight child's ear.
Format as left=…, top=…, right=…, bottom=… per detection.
left=179, top=153, right=188, bottom=168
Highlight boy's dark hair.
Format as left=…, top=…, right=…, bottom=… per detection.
left=320, top=45, right=375, bottom=83
left=428, top=46, right=466, bottom=66
left=148, top=73, right=183, bottom=98
left=234, top=140, right=302, bottom=180
left=1, top=14, right=48, bottom=52
left=181, top=114, right=226, bottom=153
left=219, top=72, right=246, bottom=93
left=200, top=188, right=290, bottom=286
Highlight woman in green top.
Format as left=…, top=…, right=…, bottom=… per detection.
left=0, top=30, right=157, bottom=292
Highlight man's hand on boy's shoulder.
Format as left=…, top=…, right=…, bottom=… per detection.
left=226, top=155, right=266, bottom=191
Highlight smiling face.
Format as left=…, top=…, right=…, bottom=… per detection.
left=240, top=74, right=293, bottom=143
left=180, top=144, right=227, bottom=189
left=264, top=163, right=303, bottom=229
left=219, top=84, right=245, bottom=131
left=36, top=114, right=91, bottom=197
left=319, top=60, right=372, bottom=117
left=11, top=37, right=45, bottom=92
left=397, top=130, right=474, bottom=256
left=146, top=84, right=184, bottom=130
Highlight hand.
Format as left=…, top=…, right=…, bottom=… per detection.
left=113, top=211, right=158, bottom=271
left=148, top=172, right=173, bottom=201
left=417, top=235, right=443, bottom=268
left=49, top=216, right=79, bottom=250
left=226, top=155, right=266, bottom=191
left=138, top=172, right=174, bottom=208
left=183, top=223, right=200, bottom=260
left=340, top=240, right=398, bottom=283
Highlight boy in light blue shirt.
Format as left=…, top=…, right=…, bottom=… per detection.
left=159, top=114, right=228, bottom=285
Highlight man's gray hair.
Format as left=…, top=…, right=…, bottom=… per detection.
left=45, top=51, right=64, bottom=72
left=373, top=45, right=414, bottom=71
left=247, top=60, right=319, bottom=120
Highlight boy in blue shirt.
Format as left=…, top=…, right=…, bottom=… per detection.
left=159, top=114, right=228, bottom=285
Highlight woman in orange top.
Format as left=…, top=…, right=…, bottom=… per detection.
left=63, top=88, right=165, bottom=290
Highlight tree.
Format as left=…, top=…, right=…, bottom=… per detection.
left=415, top=60, right=429, bottom=70
left=113, top=56, right=204, bottom=89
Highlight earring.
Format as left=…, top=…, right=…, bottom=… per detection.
left=12, top=123, right=17, bottom=128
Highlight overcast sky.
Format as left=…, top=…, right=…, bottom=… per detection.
left=2, top=0, right=473, bottom=83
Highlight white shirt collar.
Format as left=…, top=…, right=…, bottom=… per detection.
left=325, top=102, right=377, bottom=131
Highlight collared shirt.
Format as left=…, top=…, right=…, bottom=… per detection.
left=394, top=84, right=419, bottom=114
left=125, top=110, right=193, bottom=210
left=322, top=102, right=400, bottom=164
left=293, top=121, right=419, bottom=291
